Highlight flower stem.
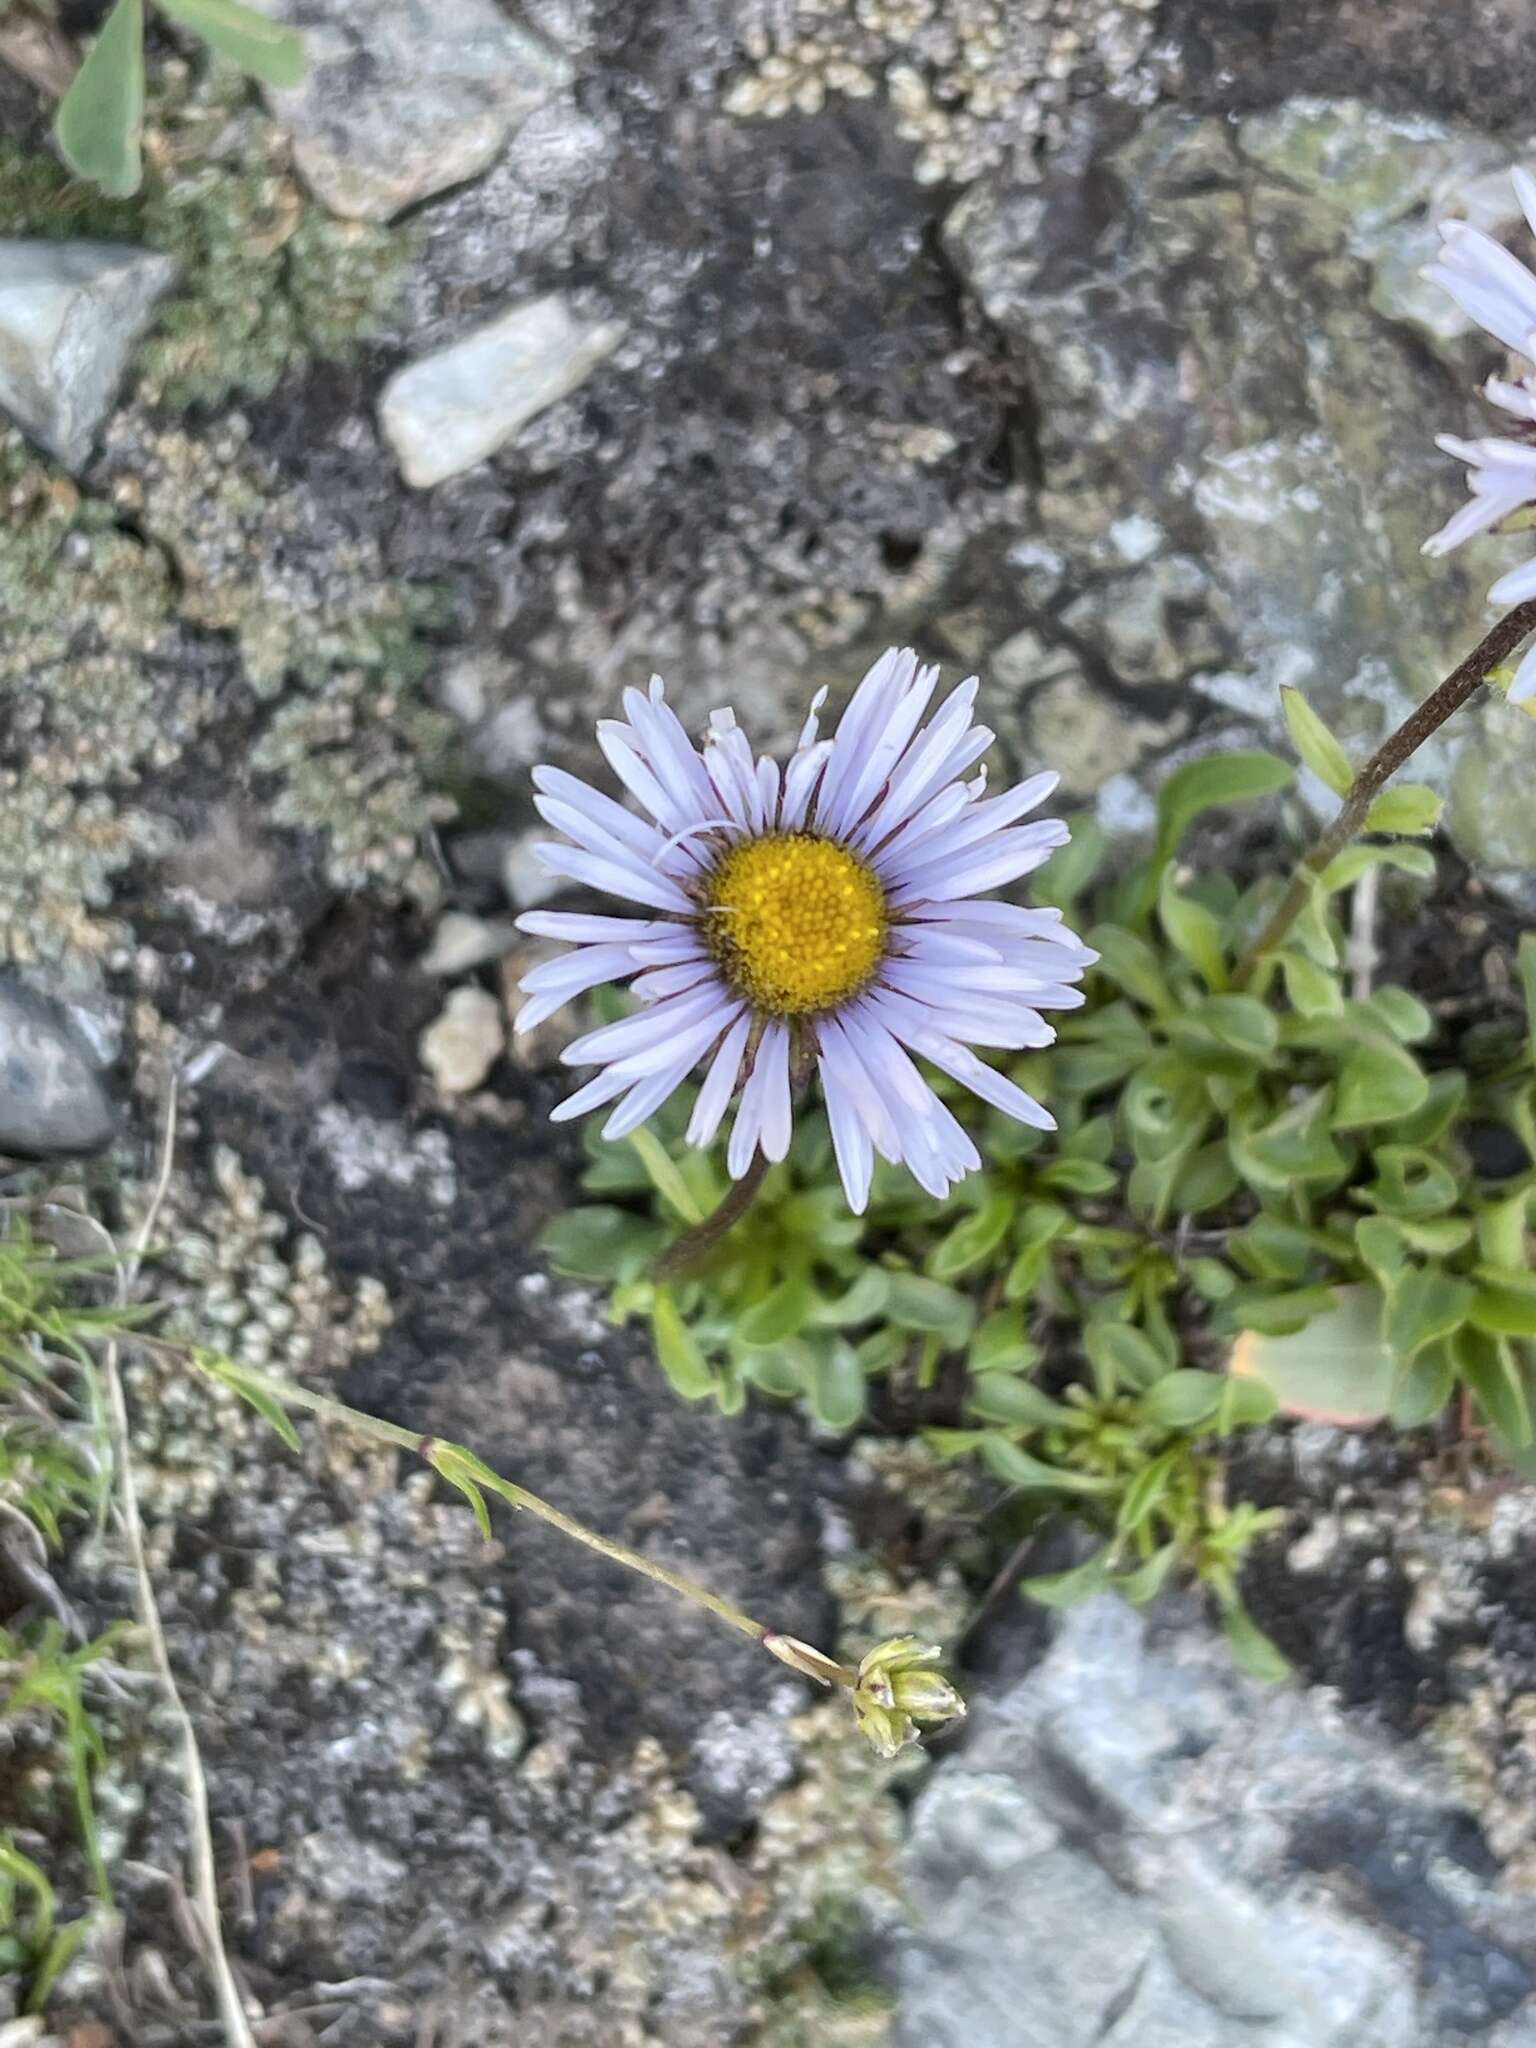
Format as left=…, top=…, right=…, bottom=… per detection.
left=1235, top=600, right=1536, bottom=982
left=649, top=1153, right=772, bottom=1283
left=188, top=1350, right=779, bottom=1648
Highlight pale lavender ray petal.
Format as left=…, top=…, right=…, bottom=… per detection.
left=780, top=739, right=833, bottom=829
left=630, top=961, right=721, bottom=1001
left=517, top=910, right=679, bottom=944
left=688, top=1011, right=752, bottom=1146
left=1489, top=556, right=1536, bottom=605
left=850, top=680, right=980, bottom=847
left=561, top=984, right=732, bottom=1067
left=815, top=648, right=918, bottom=829
left=549, top=1063, right=635, bottom=1122
left=597, top=722, right=689, bottom=831
left=888, top=825, right=1070, bottom=906
left=1514, top=166, right=1536, bottom=243
left=533, top=842, right=696, bottom=914
left=820, top=1061, right=874, bottom=1214
left=821, top=661, right=941, bottom=838
left=533, top=765, right=666, bottom=862
left=602, top=1034, right=723, bottom=1141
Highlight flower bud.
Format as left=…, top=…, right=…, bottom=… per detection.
left=851, top=1636, right=966, bottom=1758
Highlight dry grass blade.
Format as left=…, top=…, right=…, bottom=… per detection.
left=80, top=1074, right=259, bottom=2048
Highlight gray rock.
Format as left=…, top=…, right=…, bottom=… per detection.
left=0, top=979, right=117, bottom=1157
left=891, top=1598, right=1536, bottom=2048
left=378, top=293, right=626, bottom=488
left=0, top=240, right=177, bottom=471
left=248, top=0, right=572, bottom=223
left=943, top=98, right=1536, bottom=884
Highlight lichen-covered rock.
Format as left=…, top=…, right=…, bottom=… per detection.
left=0, top=978, right=116, bottom=1157
left=894, top=1597, right=1536, bottom=2047
left=378, top=294, right=627, bottom=488
left=249, top=0, right=573, bottom=223
left=0, top=239, right=176, bottom=469
left=944, top=98, right=1536, bottom=886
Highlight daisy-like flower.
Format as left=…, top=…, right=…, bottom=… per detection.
left=1422, top=165, right=1536, bottom=704
left=514, top=649, right=1093, bottom=1212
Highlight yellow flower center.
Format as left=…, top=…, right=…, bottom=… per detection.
left=703, top=832, right=889, bottom=1017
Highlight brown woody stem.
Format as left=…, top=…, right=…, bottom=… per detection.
left=1235, top=600, right=1536, bottom=982
left=649, top=1151, right=771, bottom=1283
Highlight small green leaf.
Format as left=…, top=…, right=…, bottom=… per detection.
left=627, top=1128, right=705, bottom=1224
left=212, top=1361, right=301, bottom=1453
left=1221, top=1602, right=1291, bottom=1681
left=1357, top=1144, right=1459, bottom=1218
left=810, top=1266, right=891, bottom=1327
left=1198, top=993, right=1279, bottom=1058
left=1115, top=1543, right=1180, bottom=1605
left=923, top=1427, right=992, bottom=1460
left=736, top=1275, right=813, bottom=1347
left=427, top=1444, right=494, bottom=1541
left=155, top=0, right=306, bottom=86
left=980, top=1437, right=1116, bottom=1493
left=55, top=0, right=145, bottom=197
left=887, top=1273, right=975, bottom=1344
left=1037, top=1155, right=1119, bottom=1196
left=1363, top=783, right=1443, bottom=835
left=1470, top=1284, right=1536, bottom=1338
left=1137, top=1369, right=1225, bottom=1429
left=930, top=1189, right=1015, bottom=1280
left=970, top=1308, right=1041, bottom=1374
left=1020, top=1549, right=1113, bottom=1608
left=1154, top=751, right=1294, bottom=862
left=1281, top=686, right=1353, bottom=796
left=1278, top=949, right=1343, bottom=1019
left=651, top=1287, right=714, bottom=1399
left=1360, top=988, right=1434, bottom=1044
left=1087, top=923, right=1178, bottom=1013
left=1084, top=1321, right=1167, bottom=1396
left=1230, top=1285, right=1393, bottom=1423
left=541, top=1206, right=666, bottom=1283
left=1456, top=1326, right=1532, bottom=1446
left=1172, top=1143, right=1241, bottom=1215
left=1385, top=1269, right=1473, bottom=1361
left=809, top=1339, right=865, bottom=1431
left=967, top=1372, right=1070, bottom=1427
left=1216, top=1375, right=1278, bottom=1429
left=1116, top=1448, right=1182, bottom=1535
left=1317, top=842, right=1435, bottom=895
left=1159, top=866, right=1229, bottom=990
left=1389, top=1341, right=1457, bottom=1430
left=1331, top=1036, right=1429, bottom=1129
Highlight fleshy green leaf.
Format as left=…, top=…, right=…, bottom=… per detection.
left=1159, top=866, right=1229, bottom=990
left=1385, top=1269, right=1473, bottom=1361
left=1281, top=686, right=1353, bottom=797
left=1020, top=1548, right=1113, bottom=1607
left=1455, top=1326, right=1532, bottom=1445
left=1115, top=1447, right=1181, bottom=1535
left=1137, top=1369, right=1225, bottom=1429
left=736, top=1276, right=813, bottom=1347
left=1115, top=1543, right=1180, bottom=1605
left=967, top=1372, right=1070, bottom=1428
left=980, top=1437, right=1116, bottom=1493
left=1229, top=1285, right=1394, bottom=1424
left=1331, top=1036, right=1429, bottom=1128
left=886, top=1273, right=975, bottom=1345
left=55, top=0, right=145, bottom=197
left=1278, top=949, right=1343, bottom=1019
left=969, top=1308, right=1041, bottom=1374
left=1221, top=1602, right=1291, bottom=1681
left=651, top=1288, right=714, bottom=1399
left=1215, top=1375, right=1278, bottom=1429
left=541, top=1206, right=666, bottom=1283
left=1154, top=751, right=1294, bottom=862
left=1389, top=1341, right=1457, bottom=1429
left=1317, top=843, right=1435, bottom=895
left=1470, top=1283, right=1536, bottom=1338
left=1363, top=783, right=1444, bottom=835
left=1084, top=1321, right=1167, bottom=1397
left=930, top=1189, right=1015, bottom=1280
left=626, top=1128, right=705, bottom=1224
left=155, top=0, right=306, bottom=86
left=808, top=1339, right=864, bottom=1431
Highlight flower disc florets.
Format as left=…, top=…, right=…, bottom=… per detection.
left=514, top=648, right=1095, bottom=1211
left=703, top=832, right=889, bottom=1016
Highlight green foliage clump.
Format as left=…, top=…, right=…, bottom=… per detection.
left=545, top=746, right=1536, bottom=1674
left=0, top=1219, right=139, bottom=1999
left=0, top=66, right=406, bottom=410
